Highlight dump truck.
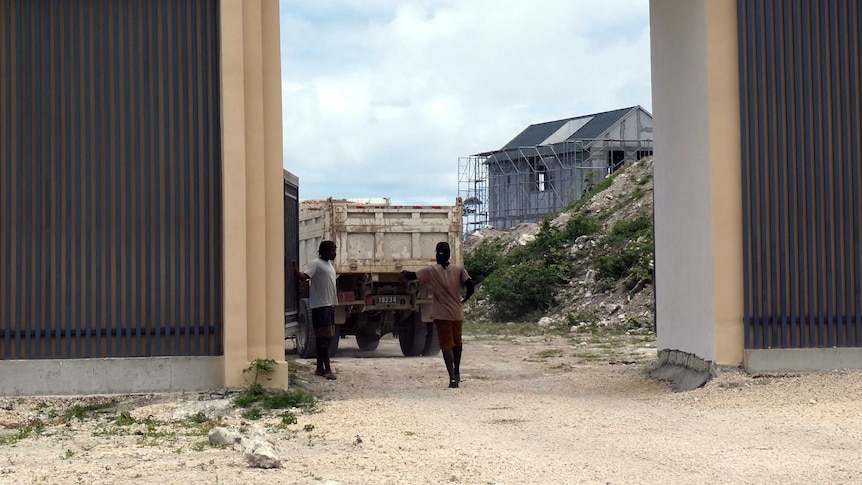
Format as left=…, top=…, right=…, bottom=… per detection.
left=291, top=197, right=464, bottom=358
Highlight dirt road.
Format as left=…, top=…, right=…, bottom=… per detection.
left=2, top=333, right=862, bottom=484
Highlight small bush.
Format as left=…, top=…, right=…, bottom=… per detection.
left=564, top=215, right=601, bottom=240
left=595, top=277, right=617, bottom=292
left=594, top=213, right=654, bottom=292
left=234, top=383, right=266, bottom=408
left=261, top=389, right=315, bottom=410
left=566, top=311, right=596, bottom=326
left=608, top=214, right=652, bottom=243
left=281, top=411, right=298, bottom=426
left=241, top=408, right=262, bottom=421
left=464, top=239, right=504, bottom=283
left=115, top=412, right=135, bottom=426
left=482, top=262, right=563, bottom=321
left=503, top=219, right=573, bottom=268
left=595, top=248, right=643, bottom=281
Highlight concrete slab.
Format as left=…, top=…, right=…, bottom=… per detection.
left=745, top=348, right=862, bottom=374
left=0, top=356, right=225, bottom=396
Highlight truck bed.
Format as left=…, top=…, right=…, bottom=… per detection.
left=299, top=199, right=463, bottom=274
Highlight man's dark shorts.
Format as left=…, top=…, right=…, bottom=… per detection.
left=311, top=306, right=336, bottom=346
left=434, top=319, right=463, bottom=351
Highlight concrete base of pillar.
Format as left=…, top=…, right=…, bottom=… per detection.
left=650, top=349, right=717, bottom=392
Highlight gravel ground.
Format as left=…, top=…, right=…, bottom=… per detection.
left=2, top=333, right=862, bottom=484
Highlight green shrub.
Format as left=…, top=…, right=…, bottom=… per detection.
left=564, top=214, right=600, bottom=240
left=464, top=239, right=504, bottom=283
left=241, top=408, right=262, bottom=420
left=482, top=262, right=563, bottom=321
left=595, top=277, right=617, bottom=292
left=262, top=389, right=315, bottom=410
left=503, top=219, right=575, bottom=268
left=595, top=213, right=654, bottom=290
left=595, top=248, right=643, bottom=281
left=608, top=214, right=652, bottom=243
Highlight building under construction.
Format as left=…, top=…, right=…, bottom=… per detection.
left=459, top=106, right=653, bottom=233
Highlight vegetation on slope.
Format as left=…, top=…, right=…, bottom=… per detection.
left=464, top=159, right=655, bottom=324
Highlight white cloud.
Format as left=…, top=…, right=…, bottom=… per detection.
left=280, top=0, right=651, bottom=205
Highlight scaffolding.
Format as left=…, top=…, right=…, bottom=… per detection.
left=458, top=138, right=653, bottom=234
left=458, top=155, right=489, bottom=236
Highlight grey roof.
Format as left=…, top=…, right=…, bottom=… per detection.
left=567, top=106, right=636, bottom=141
left=500, top=118, right=573, bottom=150
left=499, top=106, right=639, bottom=151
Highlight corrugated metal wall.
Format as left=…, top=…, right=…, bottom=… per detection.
left=0, top=0, right=223, bottom=359
left=739, top=0, right=862, bottom=349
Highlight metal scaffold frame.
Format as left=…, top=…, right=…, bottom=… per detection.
left=458, top=155, right=489, bottom=236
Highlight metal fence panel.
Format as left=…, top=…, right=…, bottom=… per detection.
left=739, top=0, right=862, bottom=348
left=0, top=0, right=223, bottom=359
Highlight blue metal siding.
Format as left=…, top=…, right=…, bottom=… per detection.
left=739, top=0, right=862, bottom=349
left=0, top=0, right=223, bottom=358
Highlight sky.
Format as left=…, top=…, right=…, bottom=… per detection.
left=280, top=0, right=652, bottom=205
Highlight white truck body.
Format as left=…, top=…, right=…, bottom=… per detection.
left=292, top=197, right=464, bottom=357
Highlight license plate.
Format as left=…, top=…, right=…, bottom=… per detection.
left=377, top=296, right=398, bottom=304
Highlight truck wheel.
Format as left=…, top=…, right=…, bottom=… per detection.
left=422, top=322, right=440, bottom=356
left=356, top=333, right=381, bottom=351
left=297, top=299, right=316, bottom=359
left=399, top=312, right=427, bottom=357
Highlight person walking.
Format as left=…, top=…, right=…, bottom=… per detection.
left=402, top=241, right=474, bottom=388
left=293, top=240, right=338, bottom=380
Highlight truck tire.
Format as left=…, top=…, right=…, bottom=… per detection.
left=399, top=312, right=427, bottom=357
left=422, top=322, right=440, bottom=356
left=355, top=333, right=381, bottom=351
left=297, top=299, right=316, bottom=358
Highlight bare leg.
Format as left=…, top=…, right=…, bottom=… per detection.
left=453, top=345, right=462, bottom=383
left=319, top=346, right=336, bottom=379
left=315, top=351, right=325, bottom=376
left=442, top=348, right=457, bottom=388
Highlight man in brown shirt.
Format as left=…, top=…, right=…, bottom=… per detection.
left=402, top=242, right=474, bottom=388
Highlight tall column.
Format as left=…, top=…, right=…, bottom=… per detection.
left=220, top=0, right=287, bottom=388
left=650, top=0, right=743, bottom=369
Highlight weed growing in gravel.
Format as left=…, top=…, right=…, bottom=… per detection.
left=572, top=352, right=605, bottom=362
left=189, top=412, right=208, bottom=424
left=115, top=412, right=135, bottom=426
left=241, top=408, right=263, bottom=421
left=535, top=349, right=563, bottom=359
left=63, top=400, right=117, bottom=421
left=0, top=419, right=45, bottom=445
left=234, top=359, right=318, bottom=424
left=184, top=414, right=223, bottom=436
left=280, top=411, right=298, bottom=426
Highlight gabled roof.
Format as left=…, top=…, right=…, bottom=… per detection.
left=501, top=118, right=574, bottom=149
left=566, top=106, right=636, bottom=141
left=499, top=106, right=641, bottom=151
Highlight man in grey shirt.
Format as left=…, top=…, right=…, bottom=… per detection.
left=294, top=240, right=338, bottom=380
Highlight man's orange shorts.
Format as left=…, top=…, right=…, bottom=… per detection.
left=434, top=319, right=462, bottom=351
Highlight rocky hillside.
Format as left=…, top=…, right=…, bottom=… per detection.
left=463, top=157, right=655, bottom=331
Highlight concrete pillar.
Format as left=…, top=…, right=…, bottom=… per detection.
left=649, top=0, right=743, bottom=367
left=220, top=0, right=288, bottom=388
